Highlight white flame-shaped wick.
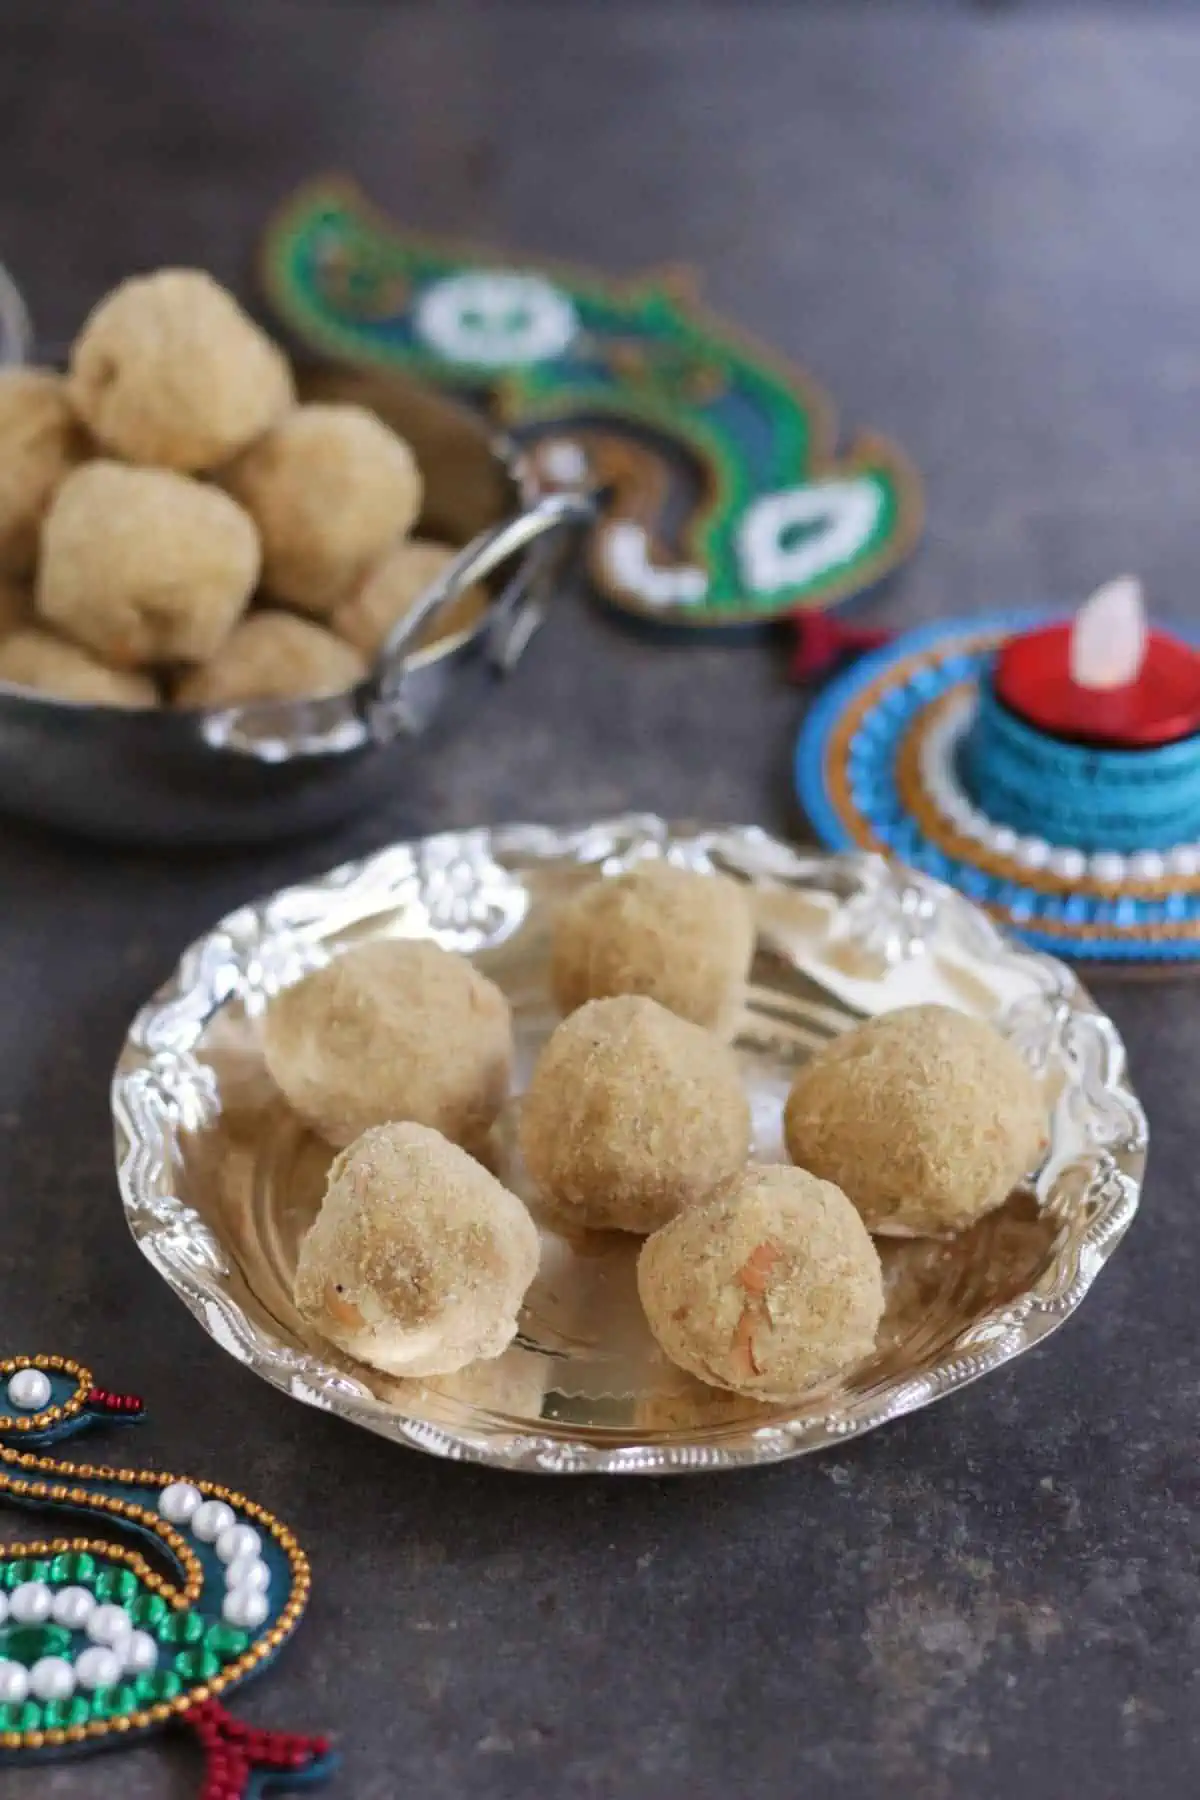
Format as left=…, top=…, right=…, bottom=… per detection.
left=1069, top=576, right=1148, bottom=690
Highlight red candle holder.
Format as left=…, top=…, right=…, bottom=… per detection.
left=994, top=621, right=1200, bottom=749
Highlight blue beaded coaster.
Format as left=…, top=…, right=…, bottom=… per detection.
left=795, top=611, right=1200, bottom=965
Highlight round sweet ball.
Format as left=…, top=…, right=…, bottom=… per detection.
left=263, top=938, right=513, bottom=1150
left=551, top=863, right=755, bottom=1033
left=0, top=627, right=157, bottom=708
left=68, top=269, right=294, bottom=471
left=220, top=404, right=423, bottom=615
left=175, top=611, right=366, bottom=709
left=784, top=1004, right=1045, bottom=1237
left=638, top=1164, right=885, bottom=1402
left=0, top=369, right=90, bottom=577
left=519, top=995, right=751, bottom=1234
left=334, top=539, right=487, bottom=657
left=295, top=1121, right=540, bottom=1377
left=37, top=461, right=259, bottom=668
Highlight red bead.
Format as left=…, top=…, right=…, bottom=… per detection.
left=790, top=613, right=892, bottom=682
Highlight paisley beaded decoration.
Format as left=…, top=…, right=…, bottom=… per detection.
left=795, top=612, right=1200, bottom=966
left=0, top=1354, right=337, bottom=1794
left=262, top=177, right=923, bottom=629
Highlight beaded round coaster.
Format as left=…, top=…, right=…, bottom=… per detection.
left=795, top=612, right=1200, bottom=965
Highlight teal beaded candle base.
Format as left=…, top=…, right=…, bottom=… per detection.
left=961, top=680, right=1200, bottom=853
left=0, top=1353, right=338, bottom=1794
left=795, top=612, right=1200, bottom=965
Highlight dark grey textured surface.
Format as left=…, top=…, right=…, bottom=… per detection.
left=0, top=4, right=1196, bottom=1796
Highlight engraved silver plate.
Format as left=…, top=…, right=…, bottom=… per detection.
left=113, top=817, right=1146, bottom=1475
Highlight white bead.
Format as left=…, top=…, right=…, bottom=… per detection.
left=1047, top=847, right=1086, bottom=879
left=1089, top=852, right=1127, bottom=883
left=0, top=1660, right=29, bottom=1705
left=29, top=1656, right=76, bottom=1702
left=6, top=1367, right=52, bottom=1411
left=225, top=1555, right=269, bottom=1595
left=191, top=1500, right=236, bottom=1543
left=216, top=1524, right=261, bottom=1566
left=75, top=1645, right=123, bottom=1691
left=222, top=1587, right=270, bottom=1630
left=51, top=1585, right=95, bottom=1630
left=86, top=1603, right=133, bottom=1647
left=159, top=1481, right=203, bottom=1525
left=1167, top=844, right=1200, bottom=876
left=9, top=1582, right=52, bottom=1624
left=123, top=1630, right=158, bottom=1676
left=1129, top=851, right=1166, bottom=880
left=1015, top=837, right=1050, bottom=870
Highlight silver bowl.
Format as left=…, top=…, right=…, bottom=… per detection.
left=0, top=364, right=590, bottom=844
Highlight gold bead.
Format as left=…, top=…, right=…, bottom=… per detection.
left=46, top=1729, right=66, bottom=1748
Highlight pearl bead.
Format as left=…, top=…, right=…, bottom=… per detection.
left=0, top=1660, right=29, bottom=1705
left=9, top=1581, right=52, bottom=1624
left=75, top=1645, right=123, bottom=1691
left=216, top=1524, right=261, bottom=1565
left=1048, top=847, right=1086, bottom=879
left=86, top=1603, right=133, bottom=1647
left=192, top=1500, right=236, bottom=1543
left=1089, top=852, right=1127, bottom=883
left=30, top=1656, right=76, bottom=1702
left=222, top=1587, right=270, bottom=1630
left=123, top=1629, right=158, bottom=1675
left=159, top=1481, right=203, bottom=1524
left=225, top=1555, right=270, bottom=1595
left=51, top=1585, right=95, bottom=1629
left=6, top=1367, right=52, bottom=1411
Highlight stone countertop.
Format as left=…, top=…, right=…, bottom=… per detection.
left=0, top=4, right=1194, bottom=1796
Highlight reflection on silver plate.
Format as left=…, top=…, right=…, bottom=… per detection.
left=113, top=817, right=1146, bottom=1475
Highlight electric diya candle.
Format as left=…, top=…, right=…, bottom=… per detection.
left=961, top=579, right=1200, bottom=855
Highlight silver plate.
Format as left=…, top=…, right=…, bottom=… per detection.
left=113, top=817, right=1146, bottom=1475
